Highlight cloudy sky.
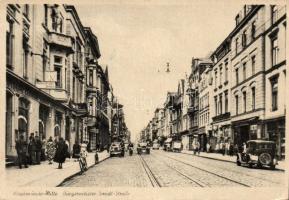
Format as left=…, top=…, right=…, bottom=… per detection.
left=77, top=1, right=243, bottom=141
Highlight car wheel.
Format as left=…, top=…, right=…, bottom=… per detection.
left=259, top=153, right=272, bottom=165
left=236, top=161, right=241, bottom=166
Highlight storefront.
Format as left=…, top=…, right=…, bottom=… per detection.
left=265, top=117, right=285, bottom=160
left=232, top=117, right=263, bottom=146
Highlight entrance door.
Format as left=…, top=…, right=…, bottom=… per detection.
left=240, top=126, right=250, bottom=144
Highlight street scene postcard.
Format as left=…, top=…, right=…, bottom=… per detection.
left=1, top=0, right=288, bottom=200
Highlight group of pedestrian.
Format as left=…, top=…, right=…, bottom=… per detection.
left=15, top=133, right=69, bottom=169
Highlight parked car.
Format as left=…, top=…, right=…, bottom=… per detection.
left=137, top=142, right=150, bottom=154
left=152, top=142, right=160, bottom=150
left=236, top=140, right=278, bottom=170
left=164, top=138, right=172, bottom=151
left=110, top=142, right=125, bottom=157
left=172, top=141, right=182, bottom=152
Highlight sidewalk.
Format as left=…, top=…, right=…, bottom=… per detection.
left=181, top=150, right=286, bottom=171
left=5, top=151, right=110, bottom=187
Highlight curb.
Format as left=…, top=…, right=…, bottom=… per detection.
left=181, top=151, right=285, bottom=172
left=56, top=155, right=110, bottom=187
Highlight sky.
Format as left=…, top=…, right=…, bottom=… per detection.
left=76, top=1, right=243, bottom=142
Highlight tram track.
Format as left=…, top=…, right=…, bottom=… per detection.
left=157, top=152, right=251, bottom=187
left=138, top=154, right=162, bottom=187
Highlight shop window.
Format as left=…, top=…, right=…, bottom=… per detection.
left=18, top=98, right=30, bottom=140
left=54, top=111, right=62, bottom=137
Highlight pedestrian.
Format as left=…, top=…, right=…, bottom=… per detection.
left=222, top=142, right=226, bottom=156
left=65, top=140, right=70, bottom=159
left=72, top=141, right=81, bottom=160
left=35, top=135, right=42, bottom=164
left=28, top=133, right=36, bottom=165
left=15, top=134, right=28, bottom=169
left=197, top=141, right=200, bottom=155
left=46, top=136, right=55, bottom=164
left=229, top=143, right=234, bottom=156
left=41, top=137, right=46, bottom=161
left=54, top=137, right=68, bottom=169
left=206, top=143, right=210, bottom=153
left=242, top=142, right=247, bottom=153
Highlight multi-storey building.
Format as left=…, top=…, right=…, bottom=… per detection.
left=263, top=5, right=286, bottom=159
left=198, top=62, right=213, bottom=151
left=230, top=5, right=268, bottom=147
left=181, top=77, right=191, bottom=150
left=5, top=4, right=119, bottom=161
left=210, top=37, right=232, bottom=152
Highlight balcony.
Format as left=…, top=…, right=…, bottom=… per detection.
left=212, top=112, right=231, bottom=122
left=44, top=88, right=68, bottom=101
left=48, top=32, right=74, bottom=53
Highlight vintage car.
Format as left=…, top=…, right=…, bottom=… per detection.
left=137, top=142, right=150, bottom=154
left=152, top=142, right=160, bottom=150
left=109, top=142, right=125, bottom=157
left=164, top=138, right=173, bottom=151
left=236, top=140, right=278, bottom=170
left=172, top=141, right=182, bottom=152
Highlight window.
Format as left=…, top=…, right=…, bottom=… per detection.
left=251, top=56, right=256, bottom=75
left=23, top=4, right=29, bottom=19
left=219, top=94, right=223, bottom=115
left=214, top=70, right=217, bottom=88
left=6, top=19, right=14, bottom=69
left=54, top=56, right=63, bottom=88
left=42, top=40, right=48, bottom=81
left=271, top=77, right=278, bottom=111
left=44, top=4, right=48, bottom=26
left=89, top=70, right=93, bottom=86
left=54, top=112, right=62, bottom=137
left=214, top=96, right=218, bottom=116
left=23, top=37, right=29, bottom=79
left=219, top=66, right=223, bottom=86
left=243, top=91, right=247, bottom=113
left=272, top=37, right=278, bottom=66
left=72, top=77, right=75, bottom=101
left=235, top=38, right=239, bottom=54
left=236, top=68, right=239, bottom=84
left=242, top=30, right=247, bottom=47
left=235, top=95, right=239, bottom=115
left=251, top=87, right=255, bottom=110
left=243, top=62, right=247, bottom=80
left=271, top=5, right=278, bottom=24
left=251, top=21, right=256, bottom=39
left=225, top=91, right=228, bottom=113
left=225, top=62, right=228, bottom=82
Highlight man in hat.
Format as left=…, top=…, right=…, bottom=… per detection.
left=15, top=134, right=28, bottom=169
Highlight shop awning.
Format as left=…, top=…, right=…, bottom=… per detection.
left=165, top=138, right=172, bottom=143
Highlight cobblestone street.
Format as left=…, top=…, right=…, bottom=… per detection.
left=61, top=150, right=285, bottom=187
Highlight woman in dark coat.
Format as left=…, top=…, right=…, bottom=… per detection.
left=54, top=137, right=68, bottom=169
